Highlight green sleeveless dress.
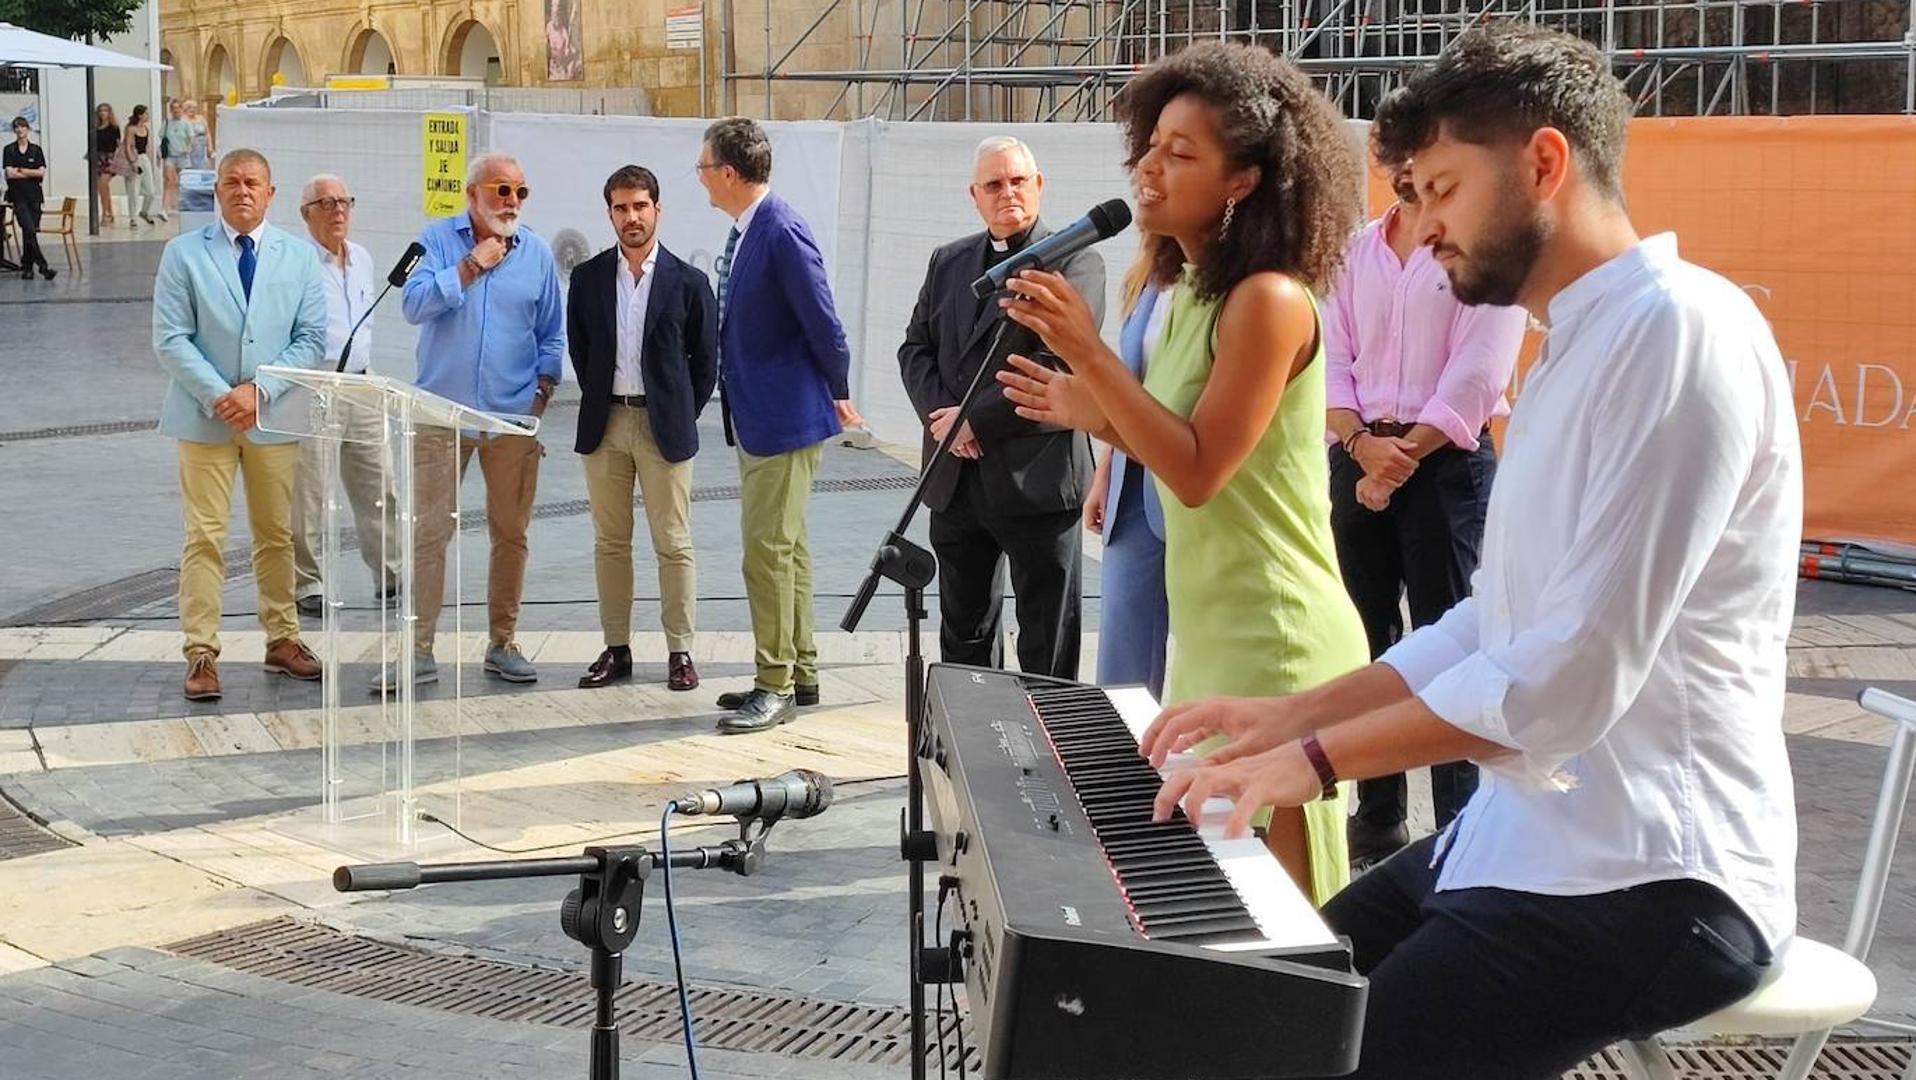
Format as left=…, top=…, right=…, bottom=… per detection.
left=1141, top=266, right=1370, bottom=906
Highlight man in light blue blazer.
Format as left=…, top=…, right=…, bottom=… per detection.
left=151, top=148, right=328, bottom=701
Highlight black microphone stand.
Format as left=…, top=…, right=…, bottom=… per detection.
left=334, top=282, right=391, bottom=374
left=333, top=818, right=775, bottom=1080
left=841, top=309, right=1019, bottom=1080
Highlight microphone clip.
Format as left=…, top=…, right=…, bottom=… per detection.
left=726, top=816, right=774, bottom=877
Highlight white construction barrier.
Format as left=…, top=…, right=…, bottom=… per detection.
left=219, top=105, right=1177, bottom=447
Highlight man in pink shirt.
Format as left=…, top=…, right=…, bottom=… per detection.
left=1324, top=162, right=1528, bottom=867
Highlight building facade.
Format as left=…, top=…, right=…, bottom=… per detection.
left=155, top=0, right=869, bottom=118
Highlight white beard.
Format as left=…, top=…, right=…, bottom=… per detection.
left=480, top=208, right=521, bottom=238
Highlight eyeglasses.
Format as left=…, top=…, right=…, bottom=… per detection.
left=303, top=197, right=356, bottom=212
left=977, top=175, right=1034, bottom=197
left=484, top=182, right=531, bottom=201
left=693, top=162, right=725, bottom=173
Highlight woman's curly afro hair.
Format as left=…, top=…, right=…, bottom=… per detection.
left=1116, top=41, right=1364, bottom=302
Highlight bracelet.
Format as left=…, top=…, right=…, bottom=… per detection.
left=1342, top=428, right=1369, bottom=456
left=1298, top=733, right=1339, bottom=801
left=461, top=254, right=483, bottom=276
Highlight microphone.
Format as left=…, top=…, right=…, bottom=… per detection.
left=970, top=198, right=1132, bottom=300
left=672, top=769, right=834, bottom=823
left=386, top=240, right=427, bottom=287
left=337, top=242, right=426, bottom=373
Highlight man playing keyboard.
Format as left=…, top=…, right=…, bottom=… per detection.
left=1138, top=24, right=1799, bottom=1080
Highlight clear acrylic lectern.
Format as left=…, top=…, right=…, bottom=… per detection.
left=259, top=366, right=538, bottom=857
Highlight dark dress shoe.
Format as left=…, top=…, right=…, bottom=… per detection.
left=668, top=652, right=699, bottom=691
left=1347, top=816, right=1411, bottom=871
left=716, top=683, right=817, bottom=710
left=40, top=267, right=55, bottom=281
left=296, top=595, right=324, bottom=617
left=717, top=689, right=796, bottom=734
left=578, top=649, right=633, bottom=689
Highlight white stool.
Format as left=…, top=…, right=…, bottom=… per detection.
left=1622, top=687, right=1915, bottom=1080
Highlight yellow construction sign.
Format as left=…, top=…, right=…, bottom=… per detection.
left=422, top=112, right=467, bottom=218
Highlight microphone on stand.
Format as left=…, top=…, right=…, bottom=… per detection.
left=970, top=197, right=1132, bottom=299
left=336, top=241, right=426, bottom=373
left=672, top=769, right=835, bottom=823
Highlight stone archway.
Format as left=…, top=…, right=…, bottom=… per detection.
left=204, top=41, right=238, bottom=103
left=443, top=19, right=504, bottom=84
left=263, top=36, right=305, bottom=89
left=344, top=26, right=398, bottom=77
left=159, top=47, right=180, bottom=101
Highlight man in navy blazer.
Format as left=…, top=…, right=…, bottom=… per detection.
left=697, top=117, right=863, bottom=734
left=568, top=165, right=718, bottom=693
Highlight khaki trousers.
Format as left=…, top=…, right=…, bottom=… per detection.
left=177, top=435, right=301, bottom=659
left=737, top=442, right=821, bottom=694
left=291, top=404, right=400, bottom=601
left=411, top=428, right=541, bottom=653
left=582, top=404, right=697, bottom=651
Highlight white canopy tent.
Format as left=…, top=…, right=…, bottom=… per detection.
left=1, top=21, right=171, bottom=237
left=0, top=23, right=168, bottom=70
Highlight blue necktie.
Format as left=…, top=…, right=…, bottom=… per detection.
left=716, top=226, right=740, bottom=323
left=236, top=234, right=256, bottom=303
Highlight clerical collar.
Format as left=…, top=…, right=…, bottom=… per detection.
left=989, top=225, right=1034, bottom=253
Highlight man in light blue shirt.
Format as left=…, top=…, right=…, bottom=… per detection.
left=291, top=173, right=399, bottom=617
left=385, top=152, right=564, bottom=689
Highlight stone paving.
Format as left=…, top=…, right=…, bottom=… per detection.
left=0, top=240, right=1910, bottom=1079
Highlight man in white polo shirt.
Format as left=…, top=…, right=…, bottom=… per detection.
left=1143, top=24, right=1799, bottom=1079
left=291, top=173, right=400, bottom=616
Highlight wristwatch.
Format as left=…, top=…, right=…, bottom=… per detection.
left=1298, top=733, right=1339, bottom=801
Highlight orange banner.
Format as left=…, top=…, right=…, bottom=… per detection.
left=1368, top=117, right=1916, bottom=548
left=1625, top=117, right=1916, bottom=549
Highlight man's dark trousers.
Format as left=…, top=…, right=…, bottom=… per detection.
left=1330, top=438, right=1496, bottom=829
left=930, top=460, right=1082, bottom=678
left=1318, top=834, right=1771, bottom=1079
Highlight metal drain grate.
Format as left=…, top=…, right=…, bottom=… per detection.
left=164, top=920, right=1913, bottom=1079
left=1566, top=1041, right=1913, bottom=1078
left=0, top=788, right=73, bottom=859
left=167, top=917, right=979, bottom=1070
left=0, top=419, right=160, bottom=444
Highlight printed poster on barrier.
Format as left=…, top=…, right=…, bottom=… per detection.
left=422, top=112, right=467, bottom=218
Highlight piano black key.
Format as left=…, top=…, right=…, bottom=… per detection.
left=1026, top=684, right=1266, bottom=948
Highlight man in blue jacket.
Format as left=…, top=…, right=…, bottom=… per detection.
left=152, top=149, right=328, bottom=700
left=383, top=152, right=565, bottom=691
left=696, top=118, right=862, bottom=734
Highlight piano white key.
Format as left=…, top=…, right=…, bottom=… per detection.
left=1104, top=685, right=1339, bottom=951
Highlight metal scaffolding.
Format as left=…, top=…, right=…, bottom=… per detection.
left=729, top=0, right=1916, bottom=120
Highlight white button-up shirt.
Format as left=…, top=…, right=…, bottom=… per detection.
left=732, top=190, right=769, bottom=243
left=1382, top=234, right=1801, bottom=945
left=311, top=238, right=376, bottom=372
left=613, top=243, right=659, bottom=397
left=220, top=217, right=266, bottom=256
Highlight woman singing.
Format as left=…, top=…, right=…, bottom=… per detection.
left=996, top=41, right=1368, bottom=903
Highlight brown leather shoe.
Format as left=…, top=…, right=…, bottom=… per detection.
left=668, top=651, right=699, bottom=691
left=183, top=655, right=222, bottom=701
left=263, top=638, right=322, bottom=681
